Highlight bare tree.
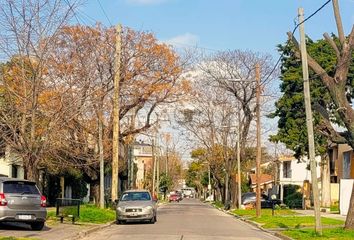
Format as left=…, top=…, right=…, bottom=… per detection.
left=0, top=0, right=80, bottom=182
left=198, top=50, right=276, bottom=160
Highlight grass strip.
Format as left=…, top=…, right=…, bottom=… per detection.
left=283, top=227, right=354, bottom=240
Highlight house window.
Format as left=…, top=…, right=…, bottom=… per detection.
left=283, top=161, right=292, bottom=178
left=343, top=151, right=351, bottom=179
left=11, top=165, right=18, bottom=178
left=328, top=149, right=335, bottom=175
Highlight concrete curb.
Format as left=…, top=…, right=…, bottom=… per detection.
left=64, top=221, right=116, bottom=240
left=209, top=204, right=294, bottom=240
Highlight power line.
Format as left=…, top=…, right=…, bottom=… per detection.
left=96, top=0, right=113, bottom=26
left=263, top=0, right=332, bottom=82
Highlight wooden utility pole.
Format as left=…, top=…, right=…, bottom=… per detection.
left=298, top=8, right=322, bottom=234
left=255, top=63, right=261, bottom=218
left=111, top=24, right=122, bottom=202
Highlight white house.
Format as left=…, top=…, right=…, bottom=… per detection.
left=0, top=146, right=24, bottom=179
left=278, top=155, right=321, bottom=202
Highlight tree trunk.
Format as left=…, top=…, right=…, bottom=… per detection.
left=321, top=154, right=331, bottom=208
left=345, top=182, right=354, bottom=229
left=91, top=181, right=100, bottom=206
left=23, top=155, right=39, bottom=184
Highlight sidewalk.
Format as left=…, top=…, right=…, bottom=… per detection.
left=0, top=220, right=113, bottom=240
left=293, top=209, right=346, bottom=221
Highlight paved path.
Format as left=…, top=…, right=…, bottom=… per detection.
left=293, top=209, right=346, bottom=221
left=0, top=221, right=93, bottom=239
left=82, top=198, right=278, bottom=240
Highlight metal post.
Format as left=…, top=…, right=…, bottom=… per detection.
left=298, top=7, right=322, bottom=234
left=99, top=116, right=104, bottom=208
left=237, top=114, right=241, bottom=209
left=208, top=163, right=211, bottom=197
left=152, top=139, right=156, bottom=197
left=223, top=127, right=230, bottom=208
left=156, top=148, right=160, bottom=197
left=255, top=63, right=261, bottom=218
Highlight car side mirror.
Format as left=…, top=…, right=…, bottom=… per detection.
left=114, top=199, right=119, bottom=204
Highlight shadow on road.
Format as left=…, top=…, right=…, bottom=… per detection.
left=0, top=222, right=51, bottom=231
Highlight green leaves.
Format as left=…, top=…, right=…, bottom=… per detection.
left=270, top=37, right=350, bottom=158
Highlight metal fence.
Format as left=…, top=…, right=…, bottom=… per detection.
left=56, top=198, right=81, bottom=223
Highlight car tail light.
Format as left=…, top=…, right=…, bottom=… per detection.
left=40, top=196, right=47, bottom=207
left=0, top=193, right=7, bottom=206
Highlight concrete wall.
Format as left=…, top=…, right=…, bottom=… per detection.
left=331, top=183, right=339, bottom=204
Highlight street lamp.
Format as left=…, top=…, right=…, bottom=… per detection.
left=226, top=63, right=261, bottom=216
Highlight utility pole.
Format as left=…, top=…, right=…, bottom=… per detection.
left=127, top=114, right=135, bottom=189
left=237, top=112, right=241, bottom=209
left=152, top=139, right=156, bottom=196
left=111, top=24, right=122, bottom=202
left=298, top=7, right=322, bottom=235
left=223, top=127, right=230, bottom=207
left=156, top=143, right=160, bottom=196
left=165, top=145, right=168, bottom=174
left=99, top=111, right=104, bottom=209
left=208, top=163, right=211, bottom=197
left=255, top=63, right=261, bottom=218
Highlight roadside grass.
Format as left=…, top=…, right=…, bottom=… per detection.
left=47, top=204, right=115, bottom=224
left=283, top=227, right=354, bottom=240
left=212, top=201, right=224, bottom=209
left=232, top=208, right=296, bottom=217
left=251, top=215, right=344, bottom=229
left=330, top=202, right=339, bottom=213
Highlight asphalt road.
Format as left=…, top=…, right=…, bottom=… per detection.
left=82, top=198, right=279, bottom=240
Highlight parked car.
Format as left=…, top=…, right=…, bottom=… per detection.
left=176, top=191, right=183, bottom=201
left=116, top=190, right=157, bottom=224
left=168, top=194, right=180, bottom=203
left=0, top=177, right=47, bottom=230
left=241, top=192, right=281, bottom=209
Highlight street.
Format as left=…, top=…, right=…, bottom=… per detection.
left=82, top=198, right=278, bottom=240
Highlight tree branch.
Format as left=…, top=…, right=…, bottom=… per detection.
left=323, top=32, right=340, bottom=59
left=332, top=0, right=346, bottom=46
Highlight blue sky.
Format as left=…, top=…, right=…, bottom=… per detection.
left=81, top=0, right=354, bottom=58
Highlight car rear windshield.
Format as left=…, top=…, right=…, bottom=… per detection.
left=3, top=181, right=40, bottom=195
left=120, top=192, right=151, bottom=201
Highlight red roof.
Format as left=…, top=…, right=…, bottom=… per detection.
left=249, top=174, right=274, bottom=185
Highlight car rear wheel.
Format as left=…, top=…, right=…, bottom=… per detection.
left=117, top=220, right=125, bottom=224
left=31, top=222, right=45, bottom=231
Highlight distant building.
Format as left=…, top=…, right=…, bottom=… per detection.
left=133, top=141, right=154, bottom=189
left=248, top=173, right=274, bottom=194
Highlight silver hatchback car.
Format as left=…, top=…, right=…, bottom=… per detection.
left=0, top=177, right=47, bottom=230
left=116, top=190, right=157, bottom=224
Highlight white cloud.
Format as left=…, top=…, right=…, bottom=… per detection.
left=126, top=0, right=169, bottom=5
left=162, top=33, right=199, bottom=47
